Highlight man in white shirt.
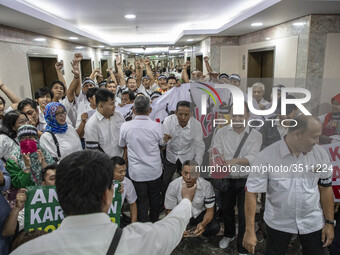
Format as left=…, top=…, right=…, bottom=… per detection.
left=75, top=78, right=96, bottom=117
left=85, top=89, right=125, bottom=158
left=162, top=100, right=205, bottom=204
left=111, top=156, right=137, bottom=225
left=165, top=160, right=220, bottom=237
left=243, top=115, right=335, bottom=254
left=11, top=150, right=197, bottom=255
left=212, top=103, right=262, bottom=253
left=119, top=96, right=164, bottom=222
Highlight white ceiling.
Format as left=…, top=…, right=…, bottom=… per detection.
left=0, top=0, right=340, bottom=51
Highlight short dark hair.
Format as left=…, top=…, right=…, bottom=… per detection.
left=111, top=156, right=126, bottom=170
left=122, top=90, right=136, bottom=102
left=17, top=98, right=37, bottom=112
left=42, top=163, right=58, bottom=182
left=35, top=87, right=54, bottom=101
left=176, top=101, right=190, bottom=111
left=167, top=77, right=177, bottom=83
left=125, top=70, right=132, bottom=77
left=133, top=95, right=150, bottom=115
left=182, top=160, right=199, bottom=168
left=0, top=96, right=6, bottom=106
left=126, top=77, right=136, bottom=84
left=86, top=87, right=99, bottom=102
left=56, top=150, right=113, bottom=215
left=95, top=88, right=115, bottom=106
left=0, top=110, right=26, bottom=138
left=50, top=80, right=66, bottom=93
left=11, top=230, right=46, bottom=252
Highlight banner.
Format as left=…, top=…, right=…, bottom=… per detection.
left=24, top=182, right=122, bottom=232
left=322, top=142, right=340, bottom=202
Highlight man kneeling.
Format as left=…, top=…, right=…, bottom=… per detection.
left=165, top=160, right=220, bottom=237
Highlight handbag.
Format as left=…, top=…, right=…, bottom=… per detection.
left=210, top=128, right=252, bottom=192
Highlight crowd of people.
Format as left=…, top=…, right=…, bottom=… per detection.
left=0, top=52, right=340, bottom=255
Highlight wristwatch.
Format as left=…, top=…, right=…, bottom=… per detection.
left=325, top=219, right=336, bottom=227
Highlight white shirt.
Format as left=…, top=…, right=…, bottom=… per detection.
left=121, top=177, right=137, bottom=206
left=85, top=110, right=125, bottom=158
left=165, top=177, right=215, bottom=219
left=40, top=125, right=83, bottom=160
left=11, top=199, right=192, bottom=255
left=75, top=109, right=96, bottom=129
left=213, top=125, right=262, bottom=178
left=259, top=98, right=270, bottom=106
left=119, top=115, right=164, bottom=182
left=246, top=138, right=333, bottom=234
left=138, top=83, right=158, bottom=98
left=163, top=115, right=205, bottom=165
left=75, top=92, right=92, bottom=118
left=0, top=134, right=19, bottom=162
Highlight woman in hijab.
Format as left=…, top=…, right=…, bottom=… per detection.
left=6, top=125, right=55, bottom=188
left=40, top=102, right=82, bottom=161
left=0, top=110, right=29, bottom=164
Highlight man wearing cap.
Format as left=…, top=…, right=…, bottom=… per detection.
left=138, top=76, right=158, bottom=98
left=229, top=74, right=241, bottom=87
left=156, top=75, right=169, bottom=94
left=218, top=73, right=229, bottom=84
left=319, top=93, right=340, bottom=144
left=75, top=78, right=96, bottom=118
left=243, top=115, right=334, bottom=255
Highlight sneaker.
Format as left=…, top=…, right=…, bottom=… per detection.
left=219, top=236, right=235, bottom=249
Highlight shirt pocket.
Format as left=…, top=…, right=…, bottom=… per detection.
left=270, top=178, right=290, bottom=191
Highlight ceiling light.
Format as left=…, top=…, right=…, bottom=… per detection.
left=69, top=37, right=78, bottom=40
left=251, top=22, right=263, bottom=27
left=156, top=55, right=158, bottom=57
left=266, top=37, right=271, bottom=40
left=98, top=45, right=105, bottom=48
left=293, top=22, right=305, bottom=26
left=75, top=46, right=84, bottom=49
left=187, top=39, right=194, bottom=42
left=34, top=38, right=46, bottom=42
left=125, top=14, right=136, bottom=19
left=175, top=47, right=180, bottom=50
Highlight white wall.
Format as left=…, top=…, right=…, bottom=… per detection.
left=220, top=46, right=239, bottom=76
left=320, top=33, right=340, bottom=115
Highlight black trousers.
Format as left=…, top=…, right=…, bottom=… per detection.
left=161, top=158, right=182, bottom=204
left=189, top=209, right=221, bottom=236
left=220, top=178, right=247, bottom=253
left=266, top=225, right=324, bottom=255
left=132, top=177, right=161, bottom=223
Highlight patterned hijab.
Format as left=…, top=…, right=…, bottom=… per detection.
left=44, top=102, right=68, bottom=134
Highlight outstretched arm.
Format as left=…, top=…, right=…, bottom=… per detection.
left=181, top=61, right=190, bottom=83
left=0, top=78, right=21, bottom=105
left=116, top=55, right=126, bottom=87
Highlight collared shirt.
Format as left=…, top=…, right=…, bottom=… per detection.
left=165, top=177, right=215, bottom=218
left=121, top=177, right=137, bottom=206
left=75, top=92, right=92, bottom=118
left=40, top=125, right=83, bottom=160
left=11, top=199, right=192, bottom=255
left=246, top=138, right=333, bottom=234
left=213, top=125, right=262, bottom=178
left=85, top=110, right=125, bottom=158
left=138, top=83, right=158, bottom=98
left=163, top=115, right=205, bottom=165
left=75, top=109, right=96, bottom=129
left=119, top=115, right=164, bottom=182
left=259, top=98, right=270, bottom=106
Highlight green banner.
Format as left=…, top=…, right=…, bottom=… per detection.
left=24, top=185, right=63, bottom=232
left=24, top=182, right=122, bottom=232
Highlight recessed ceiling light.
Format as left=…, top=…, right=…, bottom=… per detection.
left=69, top=37, right=78, bottom=40
left=34, top=38, right=46, bottom=42
left=125, top=14, right=136, bottom=19
left=266, top=37, right=271, bottom=40
left=98, top=45, right=105, bottom=48
left=187, top=39, right=194, bottom=42
left=175, top=47, right=180, bottom=50
left=75, top=46, right=84, bottom=49
left=293, top=22, right=305, bottom=26
left=251, top=22, right=263, bottom=27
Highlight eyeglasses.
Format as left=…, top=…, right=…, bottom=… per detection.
left=55, top=110, right=67, bottom=117
left=16, top=118, right=30, bottom=125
